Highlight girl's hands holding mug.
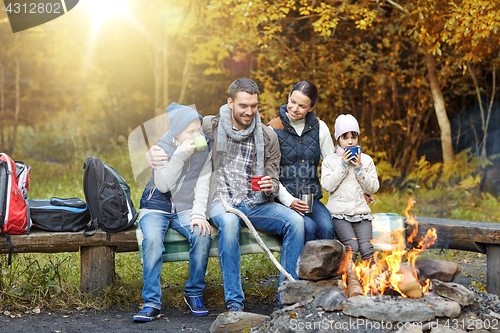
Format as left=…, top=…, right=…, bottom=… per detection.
left=343, top=149, right=361, bottom=167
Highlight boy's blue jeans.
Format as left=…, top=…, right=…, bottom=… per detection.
left=140, top=210, right=212, bottom=310
left=209, top=201, right=304, bottom=306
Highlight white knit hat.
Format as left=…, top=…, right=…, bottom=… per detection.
left=334, top=114, right=360, bottom=140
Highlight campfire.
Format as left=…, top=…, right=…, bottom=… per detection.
left=342, top=199, right=438, bottom=298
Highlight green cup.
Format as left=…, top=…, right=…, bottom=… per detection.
left=193, top=136, right=208, bottom=151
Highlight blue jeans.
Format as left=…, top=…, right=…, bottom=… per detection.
left=303, top=200, right=335, bottom=242
left=210, top=201, right=304, bottom=306
left=140, top=210, right=212, bottom=310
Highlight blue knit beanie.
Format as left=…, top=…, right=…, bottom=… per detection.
left=166, top=102, right=203, bottom=139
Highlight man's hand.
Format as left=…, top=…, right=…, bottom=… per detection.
left=146, top=145, right=169, bottom=169
left=290, top=199, right=309, bottom=216
left=190, top=218, right=211, bottom=236
left=258, top=176, right=275, bottom=193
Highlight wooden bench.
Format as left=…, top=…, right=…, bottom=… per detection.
left=0, top=229, right=138, bottom=296
left=407, top=217, right=500, bottom=295
left=1, top=216, right=499, bottom=297
left=0, top=226, right=283, bottom=296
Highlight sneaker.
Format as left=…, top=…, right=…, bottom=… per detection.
left=184, top=296, right=209, bottom=316
left=133, top=306, right=161, bottom=322
left=227, top=301, right=244, bottom=312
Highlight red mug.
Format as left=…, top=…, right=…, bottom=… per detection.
left=247, top=176, right=264, bottom=191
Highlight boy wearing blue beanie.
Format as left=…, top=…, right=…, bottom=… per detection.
left=134, top=103, right=212, bottom=321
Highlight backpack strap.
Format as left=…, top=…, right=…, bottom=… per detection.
left=83, top=218, right=99, bottom=237
left=25, top=199, right=31, bottom=235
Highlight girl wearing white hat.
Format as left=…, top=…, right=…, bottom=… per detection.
left=321, top=114, right=380, bottom=263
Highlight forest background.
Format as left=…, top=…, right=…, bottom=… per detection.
left=0, top=0, right=499, bottom=311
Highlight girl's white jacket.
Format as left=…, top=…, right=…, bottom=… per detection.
left=321, top=153, right=379, bottom=215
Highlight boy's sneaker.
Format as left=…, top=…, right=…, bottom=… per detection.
left=133, top=306, right=161, bottom=322
left=184, top=296, right=209, bottom=316
left=227, top=301, right=244, bottom=312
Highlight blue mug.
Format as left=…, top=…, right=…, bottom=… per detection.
left=345, top=146, right=362, bottom=158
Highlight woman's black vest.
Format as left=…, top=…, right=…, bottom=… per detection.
left=272, top=105, right=322, bottom=200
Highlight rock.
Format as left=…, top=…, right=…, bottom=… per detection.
left=415, top=259, right=461, bottom=283
left=342, top=295, right=435, bottom=323
left=209, top=311, right=269, bottom=333
left=431, top=280, right=475, bottom=306
left=312, top=287, right=347, bottom=311
left=278, top=279, right=343, bottom=305
left=422, top=292, right=461, bottom=318
left=395, top=327, right=423, bottom=333
left=296, top=240, right=348, bottom=281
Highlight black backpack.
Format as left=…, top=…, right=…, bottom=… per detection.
left=83, top=156, right=138, bottom=238
left=28, top=197, right=90, bottom=232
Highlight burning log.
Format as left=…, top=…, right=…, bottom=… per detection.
left=371, top=270, right=391, bottom=295
left=398, top=263, right=423, bottom=298
left=345, top=261, right=364, bottom=297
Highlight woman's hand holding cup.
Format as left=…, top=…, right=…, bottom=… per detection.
left=290, top=199, right=309, bottom=216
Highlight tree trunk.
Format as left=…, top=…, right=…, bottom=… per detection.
left=178, top=46, right=192, bottom=105
left=469, top=63, right=496, bottom=159
left=154, top=47, right=162, bottom=116
left=8, top=60, right=21, bottom=155
left=162, top=27, right=169, bottom=110
left=423, top=49, right=454, bottom=164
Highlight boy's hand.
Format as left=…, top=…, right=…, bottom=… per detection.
left=258, top=176, right=275, bottom=193
left=190, top=218, right=211, bottom=236
left=290, top=199, right=309, bottom=216
left=146, top=145, right=169, bottom=169
left=180, top=139, right=196, bottom=155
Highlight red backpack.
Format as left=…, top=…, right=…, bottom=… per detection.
left=0, top=153, right=31, bottom=264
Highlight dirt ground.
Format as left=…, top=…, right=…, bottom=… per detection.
left=0, top=251, right=488, bottom=333
left=0, top=299, right=275, bottom=333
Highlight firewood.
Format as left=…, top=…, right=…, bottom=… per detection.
left=398, top=262, right=423, bottom=298
left=346, top=261, right=364, bottom=297
left=371, top=270, right=391, bottom=295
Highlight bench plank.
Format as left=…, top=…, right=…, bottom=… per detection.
left=407, top=217, right=500, bottom=253
left=0, top=229, right=138, bottom=254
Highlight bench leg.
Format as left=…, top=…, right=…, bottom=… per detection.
left=487, top=245, right=500, bottom=296
left=80, top=246, right=115, bottom=296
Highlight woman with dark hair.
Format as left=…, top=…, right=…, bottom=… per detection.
left=268, top=81, right=335, bottom=242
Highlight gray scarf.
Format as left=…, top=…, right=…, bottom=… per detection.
left=217, top=103, right=265, bottom=186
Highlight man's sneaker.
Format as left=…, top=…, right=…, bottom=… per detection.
left=184, top=296, right=209, bottom=316
left=133, top=306, right=161, bottom=322
left=227, top=301, right=244, bottom=312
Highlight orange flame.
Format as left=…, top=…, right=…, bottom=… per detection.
left=342, top=198, right=438, bottom=298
